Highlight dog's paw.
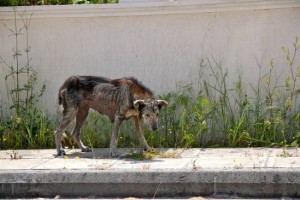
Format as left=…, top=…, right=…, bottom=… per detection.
left=81, top=147, right=92, bottom=152
left=56, top=149, right=66, bottom=157
left=143, top=145, right=152, bottom=152
left=110, top=151, right=119, bottom=158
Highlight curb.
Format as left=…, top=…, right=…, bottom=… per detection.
left=1, top=169, right=300, bottom=198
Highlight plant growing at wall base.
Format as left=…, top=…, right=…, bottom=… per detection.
left=0, top=8, right=54, bottom=149
left=152, top=37, right=300, bottom=149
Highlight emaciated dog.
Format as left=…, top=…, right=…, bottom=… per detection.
left=54, top=76, right=168, bottom=157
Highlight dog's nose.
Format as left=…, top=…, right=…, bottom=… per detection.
left=152, top=123, right=158, bottom=131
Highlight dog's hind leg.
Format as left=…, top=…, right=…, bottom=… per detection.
left=55, top=108, right=76, bottom=156
left=132, top=116, right=151, bottom=152
left=72, top=104, right=92, bottom=152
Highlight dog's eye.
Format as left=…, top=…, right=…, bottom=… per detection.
left=146, top=114, right=150, bottom=118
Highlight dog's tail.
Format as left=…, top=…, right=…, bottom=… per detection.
left=58, top=85, right=64, bottom=106
left=58, top=76, right=80, bottom=107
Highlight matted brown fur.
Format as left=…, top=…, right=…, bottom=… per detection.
left=54, top=75, right=168, bottom=157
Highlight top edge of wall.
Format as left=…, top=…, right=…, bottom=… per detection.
left=0, top=0, right=300, bottom=19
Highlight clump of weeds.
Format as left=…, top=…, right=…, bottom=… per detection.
left=154, top=37, right=300, bottom=149
left=8, top=151, right=22, bottom=160
left=124, top=149, right=157, bottom=160
left=0, top=8, right=55, bottom=150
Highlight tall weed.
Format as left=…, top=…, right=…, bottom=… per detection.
left=0, top=8, right=54, bottom=149
left=153, top=37, right=300, bottom=148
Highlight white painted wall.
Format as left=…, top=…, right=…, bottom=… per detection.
left=0, top=1, right=300, bottom=114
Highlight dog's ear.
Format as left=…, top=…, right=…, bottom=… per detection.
left=134, top=100, right=146, bottom=110
left=156, top=100, right=168, bottom=110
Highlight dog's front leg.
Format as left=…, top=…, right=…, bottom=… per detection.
left=109, top=114, right=124, bottom=157
left=132, top=116, right=151, bottom=152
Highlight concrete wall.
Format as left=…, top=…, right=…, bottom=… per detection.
left=0, top=0, right=300, bottom=114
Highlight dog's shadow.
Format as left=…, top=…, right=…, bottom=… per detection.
left=54, top=148, right=167, bottom=163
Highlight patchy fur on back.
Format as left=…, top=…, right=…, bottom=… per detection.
left=58, top=76, right=111, bottom=108
left=58, top=76, right=153, bottom=112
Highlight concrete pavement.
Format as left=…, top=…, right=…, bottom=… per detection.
left=0, top=148, right=299, bottom=198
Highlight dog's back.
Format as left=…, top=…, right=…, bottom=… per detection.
left=58, top=75, right=154, bottom=112
left=58, top=76, right=111, bottom=108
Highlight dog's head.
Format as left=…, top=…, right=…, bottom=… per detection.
left=134, top=99, right=168, bottom=131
